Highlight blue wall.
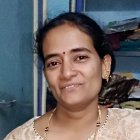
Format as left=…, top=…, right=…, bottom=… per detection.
left=47, top=0, right=69, bottom=19
left=0, top=0, right=33, bottom=138
left=0, top=0, right=33, bottom=103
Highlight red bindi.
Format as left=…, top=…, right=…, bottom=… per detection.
left=62, top=52, right=65, bottom=54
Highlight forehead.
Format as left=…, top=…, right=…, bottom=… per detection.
left=42, top=24, right=95, bottom=54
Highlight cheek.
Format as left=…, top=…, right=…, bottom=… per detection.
left=87, top=68, right=102, bottom=85
left=88, top=65, right=103, bottom=93
left=82, top=61, right=102, bottom=78
left=84, top=61, right=103, bottom=88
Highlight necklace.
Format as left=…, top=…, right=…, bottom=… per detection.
left=87, top=105, right=101, bottom=140
left=44, top=105, right=101, bottom=140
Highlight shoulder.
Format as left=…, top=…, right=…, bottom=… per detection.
left=108, top=108, right=140, bottom=124
left=4, top=117, right=39, bottom=140
left=108, top=108, right=140, bottom=119
left=108, top=108, right=140, bottom=138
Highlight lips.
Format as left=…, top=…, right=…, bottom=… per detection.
left=60, top=83, right=83, bottom=91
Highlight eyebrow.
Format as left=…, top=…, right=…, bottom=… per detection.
left=70, top=47, right=92, bottom=53
left=44, top=54, right=60, bottom=62
left=44, top=47, right=92, bottom=62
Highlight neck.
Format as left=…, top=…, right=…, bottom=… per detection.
left=52, top=102, right=100, bottom=129
left=58, top=97, right=98, bottom=113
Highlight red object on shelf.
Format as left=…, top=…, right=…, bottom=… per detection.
left=109, top=33, right=120, bottom=50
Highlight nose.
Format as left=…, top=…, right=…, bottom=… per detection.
left=60, top=60, right=77, bottom=80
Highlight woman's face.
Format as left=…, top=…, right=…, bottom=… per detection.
left=43, top=24, right=109, bottom=109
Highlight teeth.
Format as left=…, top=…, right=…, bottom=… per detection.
left=65, top=85, right=75, bottom=89
left=62, top=83, right=81, bottom=90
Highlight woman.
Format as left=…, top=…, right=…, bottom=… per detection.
left=4, top=12, right=140, bottom=140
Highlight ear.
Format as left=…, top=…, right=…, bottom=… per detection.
left=102, top=55, right=112, bottom=81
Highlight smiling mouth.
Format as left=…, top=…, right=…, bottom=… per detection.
left=61, top=83, right=82, bottom=91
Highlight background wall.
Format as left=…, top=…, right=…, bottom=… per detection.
left=84, top=0, right=140, bottom=26
left=0, top=0, right=33, bottom=139
left=47, top=0, right=69, bottom=19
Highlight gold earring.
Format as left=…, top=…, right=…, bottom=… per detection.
left=103, top=70, right=110, bottom=82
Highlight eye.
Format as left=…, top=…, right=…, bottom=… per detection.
left=75, top=55, right=89, bottom=62
left=45, top=61, right=61, bottom=69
